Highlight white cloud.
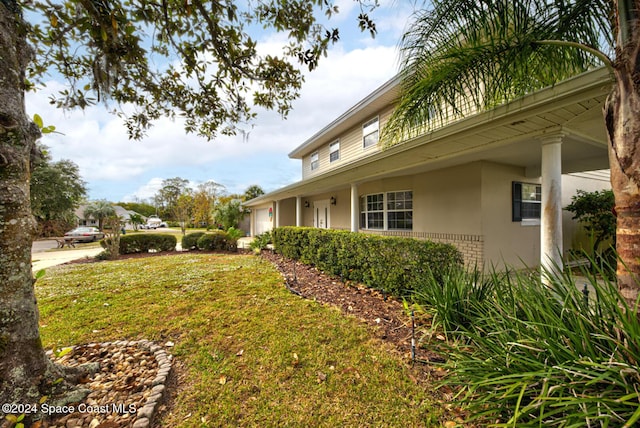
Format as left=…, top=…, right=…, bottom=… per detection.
left=122, top=177, right=165, bottom=202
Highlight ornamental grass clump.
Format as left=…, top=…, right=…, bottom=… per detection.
left=411, top=265, right=500, bottom=334
left=434, top=259, right=640, bottom=426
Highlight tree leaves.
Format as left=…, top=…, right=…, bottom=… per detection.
left=23, top=0, right=379, bottom=141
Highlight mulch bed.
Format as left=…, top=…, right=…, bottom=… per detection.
left=258, top=251, right=447, bottom=370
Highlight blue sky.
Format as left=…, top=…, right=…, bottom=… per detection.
left=26, top=1, right=417, bottom=203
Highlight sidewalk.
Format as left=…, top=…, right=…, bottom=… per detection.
left=32, top=247, right=103, bottom=272
left=31, top=236, right=255, bottom=272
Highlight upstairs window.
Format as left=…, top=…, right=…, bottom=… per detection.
left=310, top=151, right=319, bottom=171
left=329, top=140, right=340, bottom=162
left=512, top=182, right=541, bottom=221
left=362, top=117, right=379, bottom=149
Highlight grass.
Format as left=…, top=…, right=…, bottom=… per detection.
left=36, top=253, right=442, bottom=427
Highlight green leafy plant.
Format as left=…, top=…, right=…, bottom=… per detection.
left=196, top=231, right=229, bottom=251
left=182, top=232, right=206, bottom=250
left=225, top=227, right=244, bottom=251
left=249, top=231, right=272, bottom=254
left=412, top=265, right=500, bottom=334
left=565, top=189, right=616, bottom=259
left=433, top=258, right=640, bottom=426
left=110, top=234, right=177, bottom=254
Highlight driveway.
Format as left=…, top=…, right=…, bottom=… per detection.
left=32, top=239, right=103, bottom=272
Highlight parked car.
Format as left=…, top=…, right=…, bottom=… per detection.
left=145, top=215, right=163, bottom=229
left=64, top=227, right=105, bottom=242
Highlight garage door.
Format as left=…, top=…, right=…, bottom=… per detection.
left=255, top=208, right=272, bottom=235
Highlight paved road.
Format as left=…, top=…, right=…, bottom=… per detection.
left=32, top=239, right=103, bottom=272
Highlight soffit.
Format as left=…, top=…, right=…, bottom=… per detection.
left=288, top=76, right=401, bottom=159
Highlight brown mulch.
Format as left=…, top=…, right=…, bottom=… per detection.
left=258, top=251, right=447, bottom=371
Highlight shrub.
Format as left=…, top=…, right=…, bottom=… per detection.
left=196, top=231, right=229, bottom=251
left=272, top=227, right=463, bottom=297
left=114, top=234, right=176, bottom=254
left=182, top=232, right=206, bottom=250
left=225, top=227, right=244, bottom=251
left=249, top=231, right=272, bottom=253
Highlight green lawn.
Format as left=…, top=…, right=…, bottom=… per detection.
left=36, top=253, right=443, bottom=427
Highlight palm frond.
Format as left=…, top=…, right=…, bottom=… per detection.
left=383, top=0, right=614, bottom=146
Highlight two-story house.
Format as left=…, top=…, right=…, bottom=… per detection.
left=245, top=67, right=612, bottom=269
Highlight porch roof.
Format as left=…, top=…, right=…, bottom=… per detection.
left=246, top=67, right=613, bottom=206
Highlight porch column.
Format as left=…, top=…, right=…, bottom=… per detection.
left=540, top=133, right=564, bottom=278
left=296, top=196, right=302, bottom=227
left=350, top=184, right=359, bottom=232
left=275, top=200, right=281, bottom=228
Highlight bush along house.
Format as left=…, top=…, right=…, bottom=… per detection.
left=245, top=67, right=612, bottom=270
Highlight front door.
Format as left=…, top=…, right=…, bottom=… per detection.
left=313, top=200, right=330, bottom=229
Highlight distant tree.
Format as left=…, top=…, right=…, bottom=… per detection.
left=128, top=213, right=145, bottom=231
left=156, top=177, right=190, bottom=220
left=172, top=192, right=194, bottom=235
left=566, top=189, right=616, bottom=258
left=243, top=185, right=265, bottom=201
left=198, top=181, right=226, bottom=200
left=193, top=191, right=213, bottom=228
left=192, top=180, right=226, bottom=227
left=214, top=200, right=245, bottom=230
left=83, top=200, right=116, bottom=231
left=30, top=145, right=87, bottom=236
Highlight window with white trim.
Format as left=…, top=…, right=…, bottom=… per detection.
left=329, top=140, right=340, bottom=162
left=387, top=191, right=413, bottom=230
left=360, top=191, right=413, bottom=230
left=360, top=193, right=384, bottom=229
left=512, top=182, right=541, bottom=221
left=310, top=151, right=319, bottom=171
left=362, top=117, right=379, bottom=149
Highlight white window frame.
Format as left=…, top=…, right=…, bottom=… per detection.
left=360, top=193, right=384, bottom=230
left=329, top=140, right=340, bottom=163
left=310, top=151, right=319, bottom=171
left=360, top=190, right=413, bottom=231
left=386, top=191, right=413, bottom=230
left=362, top=117, right=379, bottom=149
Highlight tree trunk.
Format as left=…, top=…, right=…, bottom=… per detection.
left=606, top=64, right=640, bottom=309
left=0, top=0, right=47, bottom=406
left=0, top=2, right=90, bottom=420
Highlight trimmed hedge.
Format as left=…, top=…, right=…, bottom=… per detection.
left=115, top=234, right=177, bottom=254
left=182, top=232, right=206, bottom=250
left=196, top=231, right=230, bottom=251
left=272, top=227, right=463, bottom=296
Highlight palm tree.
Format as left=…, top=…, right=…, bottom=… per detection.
left=384, top=0, right=639, bottom=306
left=83, top=200, right=116, bottom=231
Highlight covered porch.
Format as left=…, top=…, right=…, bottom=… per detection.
left=246, top=68, right=612, bottom=269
